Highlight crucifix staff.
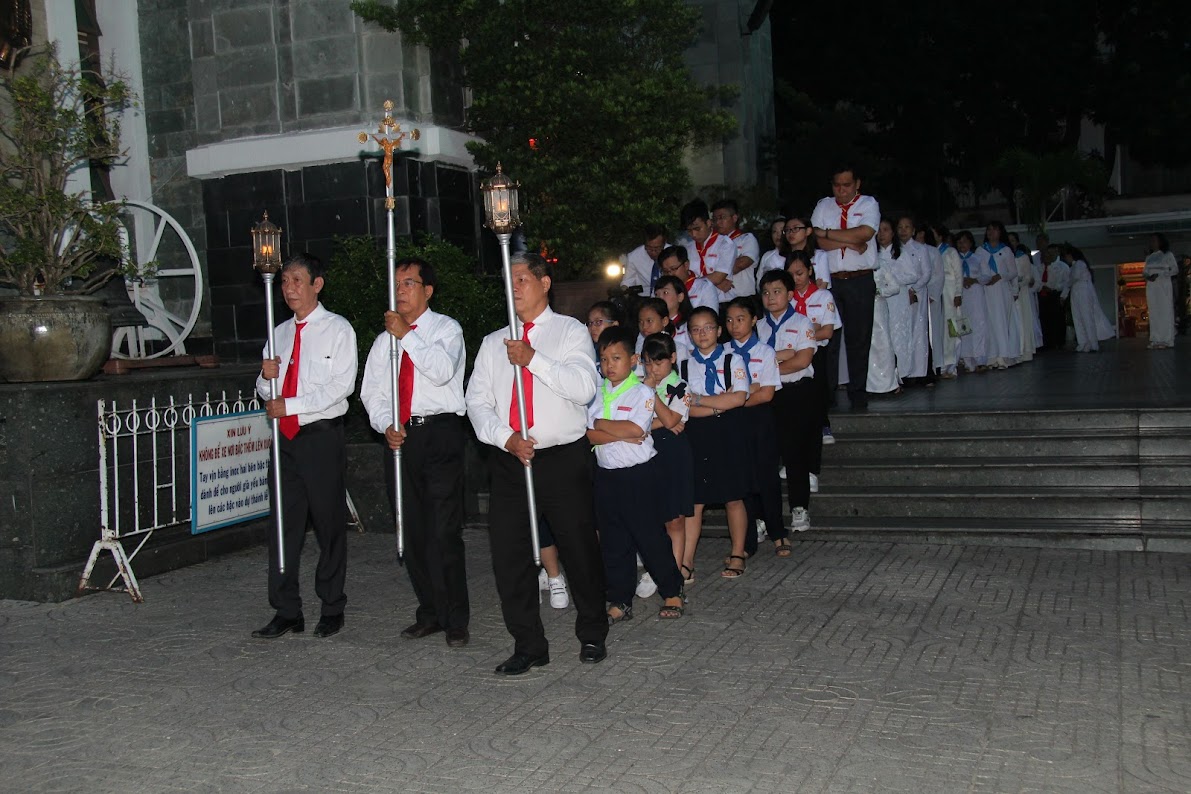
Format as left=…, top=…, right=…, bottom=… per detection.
left=358, top=100, right=419, bottom=561
left=481, top=164, right=541, bottom=566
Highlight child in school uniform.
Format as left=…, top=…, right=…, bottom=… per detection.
left=639, top=332, right=696, bottom=584
left=724, top=297, right=790, bottom=559
left=587, top=327, right=686, bottom=621
left=653, top=274, right=694, bottom=361
left=680, top=306, right=751, bottom=579
left=635, top=297, right=675, bottom=378
left=758, top=270, right=820, bottom=532
left=586, top=300, right=622, bottom=377
left=786, top=251, right=841, bottom=495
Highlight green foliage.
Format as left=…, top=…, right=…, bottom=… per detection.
left=352, top=0, right=736, bottom=278
left=994, top=148, right=1111, bottom=232
left=321, top=234, right=505, bottom=372
left=0, top=46, right=132, bottom=295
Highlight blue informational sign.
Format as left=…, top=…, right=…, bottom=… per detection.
left=190, top=409, right=272, bottom=534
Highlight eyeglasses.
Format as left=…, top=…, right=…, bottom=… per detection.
left=784, top=226, right=808, bottom=233
left=586, top=318, right=613, bottom=328
left=396, top=278, right=424, bottom=290
left=688, top=324, right=718, bottom=334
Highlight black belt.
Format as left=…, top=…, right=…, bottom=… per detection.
left=298, top=416, right=343, bottom=433
left=831, top=269, right=875, bottom=280
left=406, top=413, right=458, bottom=428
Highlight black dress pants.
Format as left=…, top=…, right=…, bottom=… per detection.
left=773, top=380, right=821, bottom=511
left=487, top=438, right=608, bottom=657
left=1038, top=290, right=1066, bottom=349
left=744, top=403, right=786, bottom=554
left=831, top=273, right=876, bottom=408
left=595, top=460, right=683, bottom=605
left=269, top=420, right=347, bottom=620
left=384, top=414, right=469, bottom=630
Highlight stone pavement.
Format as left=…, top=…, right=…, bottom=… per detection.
left=3, top=531, right=1190, bottom=793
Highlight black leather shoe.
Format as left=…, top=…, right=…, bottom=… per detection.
left=579, top=642, right=607, bottom=664
left=313, top=614, right=343, bottom=638
left=494, top=652, right=550, bottom=675
left=445, top=627, right=470, bottom=648
left=400, top=621, right=443, bottom=639
left=251, top=613, right=304, bottom=639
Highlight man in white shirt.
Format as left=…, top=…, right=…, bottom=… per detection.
left=681, top=199, right=737, bottom=301
left=466, top=253, right=608, bottom=674
left=360, top=257, right=470, bottom=648
left=1035, top=240, right=1070, bottom=350
left=711, top=199, right=760, bottom=298
left=657, top=245, right=719, bottom=310
left=620, top=224, right=668, bottom=294
left=811, top=165, right=879, bottom=411
left=252, top=254, right=357, bottom=641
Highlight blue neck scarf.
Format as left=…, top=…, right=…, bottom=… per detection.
left=690, top=344, right=724, bottom=395
left=729, top=334, right=759, bottom=385
left=764, top=306, right=796, bottom=348
left=939, top=243, right=951, bottom=254
left=960, top=251, right=975, bottom=279
left=981, top=242, right=1005, bottom=274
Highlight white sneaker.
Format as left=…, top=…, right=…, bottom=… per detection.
left=779, top=465, right=787, bottom=480
left=635, top=572, right=657, bottom=599
left=538, top=568, right=549, bottom=591
left=822, top=428, right=836, bottom=445
left=791, top=507, right=810, bottom=531
left=809, top=473, right=819, bottom=493
left=756, top=519, right=768, bottom=543
left=549, top=576, right=569, bottom=609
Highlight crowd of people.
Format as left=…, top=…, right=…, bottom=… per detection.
left=245, top=165, right=1180, bottom=678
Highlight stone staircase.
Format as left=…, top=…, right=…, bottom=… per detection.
left=805, top=408, right=1191, bottom=551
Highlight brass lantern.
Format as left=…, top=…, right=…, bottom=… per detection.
left=481, top=163, right=521, bottom=236
left=251, top=211, right=283, bottom=274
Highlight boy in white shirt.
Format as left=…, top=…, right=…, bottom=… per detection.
left=712, top=199, right=760, bottom=298
left=681, top=199, right=738, bottom=301
left=586, top=327, right=685, bottom=622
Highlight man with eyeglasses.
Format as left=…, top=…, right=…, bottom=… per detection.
left=810, top=165, right=880, bottom=411
left=657, top=245, right=719, bottom=311
left=620, top=224, right=669, bottom=294
left=711, top=199, right=760, bottom=298
left=361, top=257, right=471, bottom=648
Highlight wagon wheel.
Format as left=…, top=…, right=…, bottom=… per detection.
left=109, top=199, right=204, bottom=359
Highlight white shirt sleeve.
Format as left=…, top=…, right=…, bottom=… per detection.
left=465, top=332, right=514, bottom=452
left=360, top=331, right=395, bottom=434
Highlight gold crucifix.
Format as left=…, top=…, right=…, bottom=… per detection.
left=358, top=99, right=420, bottom=207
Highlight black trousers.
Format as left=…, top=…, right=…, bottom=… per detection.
left=744, top=403, right=786, bottom=554
left=595, top=460, right=683, bottom=604
left=384, top=414, right=469, bottom=630
left=822, top=331, right=841, bottom=419
left=269, top=420, right=347, bottom=620
left=811, top=344, right=833, bottom=434
left=487, top=438, right=608, bottom=657
left=831, top=273, right=876, bottom=407
left=1038, top=290, right=1066, bottom=350
left=773, top=379, right=820, bottom=511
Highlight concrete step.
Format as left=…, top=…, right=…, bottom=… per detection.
left=823, top=456, right=1142, bottom=488
left=823, top=430, right=1140, bottom=459
left=829, top=408, right=1140, bottom=435
left=1140, top=409, right=1191, bottom=432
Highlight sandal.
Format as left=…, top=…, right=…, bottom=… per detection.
left=721, top=555, right=747, bottom=579
left=658, top=596, right=684, bottom=619
left=681, top=564, right=696, bottom=585
left=607, top=603, right=633, bottom=624
left=723, top=551, right=750, bottom=566
left=774, top=537, right=793, bottom=558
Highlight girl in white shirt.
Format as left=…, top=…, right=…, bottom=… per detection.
left=654, top=275, right=694, bottom=360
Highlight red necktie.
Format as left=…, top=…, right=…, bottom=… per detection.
left=836, top=195, right=860, bottom=258
left=397, top=324, right=417, bottom=426
left=1042, top=263, right=1049, bottom=284
left=279, top=321, right=305, bottom=440
left=509, top=321, right=534, bottom=432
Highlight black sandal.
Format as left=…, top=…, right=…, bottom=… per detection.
left=721, top=555, right=747, bottom=579
left=607, top=603, right=633, bottom=624
left=681, top=564, right=695, bottom=585
left=658, top=596, right=684, bottom=619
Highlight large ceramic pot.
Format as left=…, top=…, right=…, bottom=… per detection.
left=0, top=295, right=112, bottom=382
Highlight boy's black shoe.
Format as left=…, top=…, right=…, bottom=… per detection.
left=579, top=642, right=607, bottom=664
left=313, top=614, right=344, bottom=638
left=494, top=652, right=549, bottom=675
left=251, top=613, right=304, bottom=639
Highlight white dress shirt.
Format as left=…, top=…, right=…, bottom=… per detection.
left=685, top=275, right=721, bottom=310
left=1034, top=255, right=1071, bottom=299
left=466, top=306, right=599, bottom=452
left=621, top=242, right=666, bottom=291
left=728, top=337, right=781, bottom=388
left=685, top=232, right=738, bottom=299
left=760, top=308, right=818, bottom=383
left=587, top=379, right=656, bottom=469
left=755, top=248, right=785, bottom=288
left=683, top=345, right=751, bottom=396
left=360, top=307, right=466, bottom=434
left=797, top=287, right=843, bottom=348
left=810, top=195, right=881, bottom=272
left=728, top=230, right=760, bottom=297
left=256, top=302, right=357, bottom=424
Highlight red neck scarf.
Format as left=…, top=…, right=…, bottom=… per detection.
left=695, top=232, right=719, bottom=276
left=835, top=195, right=860, bottom=258
left=793, top=283, right=818, bottom=316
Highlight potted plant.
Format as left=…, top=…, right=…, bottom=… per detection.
left=0, top=45, right=133, bottom=381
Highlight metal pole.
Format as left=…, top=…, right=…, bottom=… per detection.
left=387, top=176, right=405, bottom=562
left=496, top=232, right=541, bottom=565
left=262, top=271, right=286, bottom=575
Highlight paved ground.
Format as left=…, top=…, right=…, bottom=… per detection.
left=2, top=530, right=1190, bottom=793
left=856, top=336, right=1190, bottom=413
